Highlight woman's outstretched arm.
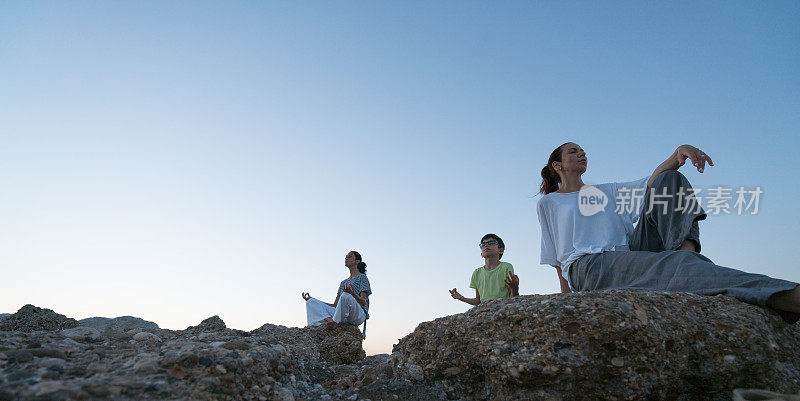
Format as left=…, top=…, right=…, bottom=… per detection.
left=648, top=145, right=714, bottom=187
left=302, top=292, right=337, bottom=307
left=328, top=293, right=340, bottom=308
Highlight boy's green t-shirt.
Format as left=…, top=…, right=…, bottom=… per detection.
left=469, top=262, right=514, bottom=303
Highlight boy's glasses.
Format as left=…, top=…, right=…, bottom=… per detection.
left=479, top=240, right=499, bottom=248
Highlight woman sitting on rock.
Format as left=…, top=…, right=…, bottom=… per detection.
left=302, top=251, right=371, bottom=333
left=536, top=142, right=800, bottom=322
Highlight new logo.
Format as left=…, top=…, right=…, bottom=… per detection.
left=578, top=185, right=607, bottom=216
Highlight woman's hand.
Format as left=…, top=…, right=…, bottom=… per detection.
left=449, top=288, right=464, bottom=300
left=505, top=271, right=520, bottom=295
left=675, top=145, right=714, bottom=173
left=649, top=145, right=715, bottom=188
left=343, top=283, right=356, bottom=296
left=301, top=292, right=311, bottom=301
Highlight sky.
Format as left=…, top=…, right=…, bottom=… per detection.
left=1, top=1, right=798, bottom=355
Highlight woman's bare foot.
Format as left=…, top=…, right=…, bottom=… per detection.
left=767, top=285, right=800, bottom=314
left=324, top=318, right=338, bottom=329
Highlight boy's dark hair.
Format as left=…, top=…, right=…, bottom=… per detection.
left=481, top=233, right=505, bottom=259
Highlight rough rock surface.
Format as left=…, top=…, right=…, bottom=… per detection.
left=252, top=323, right=366, bottom=364
left=78, top=316, right=160, bottom=332
left=2, top=291, right=798, bottom=400
left=0, top=305, right=369, bottom=401
left=183, top=315, right=227, bottom=335
left=0, top=305, right=78, bottom=332
left=392, top=290, right=800, bottom=400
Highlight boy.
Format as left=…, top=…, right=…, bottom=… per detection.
left=450, top=233, right=519, bottom=305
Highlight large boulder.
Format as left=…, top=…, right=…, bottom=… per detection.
left=0, top=305, right=78, bottom=332
left=60, top=326, right=107, bottom=344
left=183, top=315, right=227, bottom=334
left=392, top=290, right=800, bottom=401
left=252, top=322, right=366, bottom=364
left=78, top=316, right=160, bottom=332
left=0, top=307, right=368, bottom=400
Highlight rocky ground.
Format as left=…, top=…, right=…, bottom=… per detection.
left=0, top=305, right=431, bottom=401
left=393, top=290, right=800, bottom=401
left=1, top=290, right=799, bottom=400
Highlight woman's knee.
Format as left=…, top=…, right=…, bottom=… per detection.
left=672, top=249, right=712, bottom=264
left=340, top=292, right=356, bottom=303
left=652, top=170, right=686, bottom=188
left=305, top=298, right=322, bottom=310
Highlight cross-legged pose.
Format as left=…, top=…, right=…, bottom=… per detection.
left=302, top=251, right=372, bottom=333
left=536, top=142, right=800, bottom=323
left=449, top=233, right=520, bottom=306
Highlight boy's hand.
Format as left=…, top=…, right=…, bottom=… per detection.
left=301, top=292, right=311, bottom=301
left=505, top=272, right=519, bottom=294
left=449, top=288, right=463, bottom=300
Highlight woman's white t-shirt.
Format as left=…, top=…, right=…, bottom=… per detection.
left=537, top=177, right=649, bottom=290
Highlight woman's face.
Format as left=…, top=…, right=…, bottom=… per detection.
left=344, top=252, right=358, bottom=268
left=554, top=143, right=587, bottom=175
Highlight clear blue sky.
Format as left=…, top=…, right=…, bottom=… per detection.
left=1, top=2, right=798, bottom=354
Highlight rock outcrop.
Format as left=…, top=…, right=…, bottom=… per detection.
left=252, top=323, right=365, bottom=364
left=1, top=291, right=798, bottom=400
left=0, top=305, right=78, bottom=332
left=77, top=316, right=160, bottom=332
left=0, top=306, right=367, bottom=400
left=391, top=290, right=800, bottom=400
left=183, top=315, right=227, bottom=335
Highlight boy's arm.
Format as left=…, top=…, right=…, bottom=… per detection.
left=555, top=265, right=572, bottom=293
left=450, top=288, right=481, bottom=305
left=467, top=289, right=481, bottom=305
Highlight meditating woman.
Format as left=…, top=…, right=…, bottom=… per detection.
left=536, top=142, right=800, bottom=322
left=302, top=251, right=372, bottom=332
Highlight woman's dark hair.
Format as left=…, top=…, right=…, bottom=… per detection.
left=540, top=142, right=571, bottom=195
left=350, top=251, right=367, bottom=274
left=480, top=233, right=505, bottom=260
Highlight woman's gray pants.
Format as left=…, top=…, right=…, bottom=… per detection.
left=570, top=170, right=799, bottom=323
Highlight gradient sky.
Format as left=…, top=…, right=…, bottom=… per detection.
left=1, top=1, right=798, bottom=355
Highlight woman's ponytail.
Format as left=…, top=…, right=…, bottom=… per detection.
left=539, top=142, right=570, bottom=195
left=540, top=165, right=559, bottom=195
